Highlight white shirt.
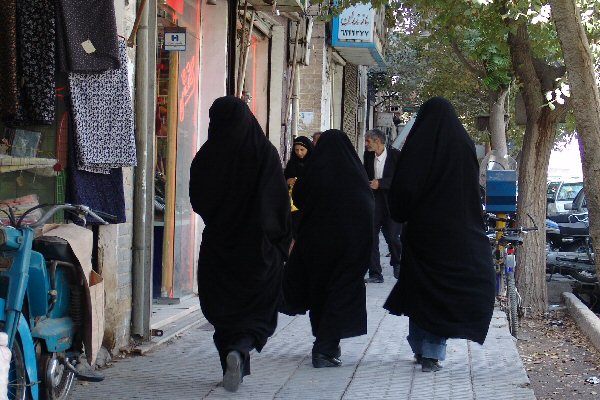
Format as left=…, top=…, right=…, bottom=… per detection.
left=374, top=147, right=387, bottom=180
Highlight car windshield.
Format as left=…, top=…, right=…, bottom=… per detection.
left=547, top=181, right=561, bottom=198
left=557, top=182, right=583, bottom=201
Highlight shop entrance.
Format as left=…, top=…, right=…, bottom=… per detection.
left=152, top=0, right=200, bottom=312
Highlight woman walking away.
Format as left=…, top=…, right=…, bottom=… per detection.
left=189, top=96, right=291, bottom=392
left=282, top=130, right=374, bottom=368
left=384, top=97, right=495, bottom=372
left=284, top=136, right=313, bottom=241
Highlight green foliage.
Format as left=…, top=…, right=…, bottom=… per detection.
left=369, top=29, right=488, bottom=140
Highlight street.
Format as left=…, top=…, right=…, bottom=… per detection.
left=73, top=240, right=535, bottom=400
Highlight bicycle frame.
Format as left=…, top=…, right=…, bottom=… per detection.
left=494, top=212, right=508, bottom=293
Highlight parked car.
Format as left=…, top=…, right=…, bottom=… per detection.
left=547, top=188, right=589, bottom=252
left=565, top=186, right=587, bottom=214
left=547, top=181, right=561, bottom=199
left=547, top=180, right=584, bottom=215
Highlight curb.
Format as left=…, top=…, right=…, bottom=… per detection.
left=562, top=292, right=600, bottom=351
left=133, top=311, right=206, bottom=355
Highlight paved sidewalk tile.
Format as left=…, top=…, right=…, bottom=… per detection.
left=73, top=236, right=535, bottom=400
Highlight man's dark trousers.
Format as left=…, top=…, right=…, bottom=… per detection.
left=368, top=191, right=402, bottom=279
left=364, top=147, right=403, bottom=280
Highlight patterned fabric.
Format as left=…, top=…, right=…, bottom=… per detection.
left=0, top=0, right=19, bottom=118
left=67, top=114, right=126, bottom=225
left=56, top=0, right=120, bottom=73
left=69, top=39, right=136, bottom=173
left=12, top=0, right=56, bottom=125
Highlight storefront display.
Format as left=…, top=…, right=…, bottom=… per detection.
left=0, top=0, right=134, bottom=226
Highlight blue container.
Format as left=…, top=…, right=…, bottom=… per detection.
left=486, top=170, right=517, bottom=213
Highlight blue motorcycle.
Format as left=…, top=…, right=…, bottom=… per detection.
left=0, top=204, right=109, bottom=399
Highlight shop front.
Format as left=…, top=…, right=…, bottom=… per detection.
left=0, top=0, right=137, bottom=358
left=153, top=0, right=201, bottom=302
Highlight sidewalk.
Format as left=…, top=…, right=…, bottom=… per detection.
left=74, top=243, right=535, bottom=399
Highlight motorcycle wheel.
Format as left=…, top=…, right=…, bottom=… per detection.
left=570, top=270, right=598, bottom=284
left=506, top=273, right=519, bottom=338
left=7, top=337, right=27, bottom=400
left=39, top=352, right=76, bottom=400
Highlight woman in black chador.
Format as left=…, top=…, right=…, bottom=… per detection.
left=384, top=97, right=495, bottom=372
left=282, top=130, right=374, bottom=368
left=284, top=136, right=313, bottom=240
left=189, top=96, right=291, bottom=392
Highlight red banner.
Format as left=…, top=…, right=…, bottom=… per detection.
left=167, top=0, right=183, bottom=14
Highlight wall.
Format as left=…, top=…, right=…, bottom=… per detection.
left=332, top=61, right=344, bottom=130
left=298, top=22, right=326, bottom=136
left=268, top=24, right=285, bottom=154
left=98, top=0, right=136, bottom=352
left=197, top=0, right=228, bottom=270
left=198, top=0, right=228, bottom=146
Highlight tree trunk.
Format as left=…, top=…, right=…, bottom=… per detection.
left=506, top=19, right=561, bottom=315
left=489, top=89, right=509, bottom=156
left=514, top=112, right=555, bottom=316
left=550, top=0, right=600, bottom=277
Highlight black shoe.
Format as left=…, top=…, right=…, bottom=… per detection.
left=421, top=357, right=442, bottom=372
left=393, top=265, right=400, bottom=279
left=312, top=352, right=342, bottom=368
left=414, top=354, right=422, bottom=364
left=223, top=351, right=243, bottom=392
left=364, top=276, right=384, bottom=283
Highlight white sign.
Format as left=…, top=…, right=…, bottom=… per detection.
left=375, top=112, right=394, bottom=127
left=337, top=4, right=374, bottom=42
left=298, top=111, right=314, bottom=131
left=164, top=28, right=186, bottom=51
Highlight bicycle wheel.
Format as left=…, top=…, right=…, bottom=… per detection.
left=506, top=272, right=518, bottom=338
left=8, top=337, right=27, bottom=400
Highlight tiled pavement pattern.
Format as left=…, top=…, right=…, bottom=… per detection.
left=74, top=237, right=535, bottom=400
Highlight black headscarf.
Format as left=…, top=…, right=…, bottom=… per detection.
left=383, top=97, right=495, bottom=345
left=283, top=130, right=374, bottom=340
left=189, top=96, right=291, bottom=348
left=284, top=136, right=313, bottom=180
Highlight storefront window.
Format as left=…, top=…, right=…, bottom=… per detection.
left=0, top=101, right=65, bottom=224
left=154, top=0, right=200, bottom=299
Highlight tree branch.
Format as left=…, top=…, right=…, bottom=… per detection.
left=450, top=39, right=487, bottom=78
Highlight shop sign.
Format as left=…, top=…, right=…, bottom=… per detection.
left=337, top=4, right=374, bottom=42
left=164, top=27, right=187, bottom=51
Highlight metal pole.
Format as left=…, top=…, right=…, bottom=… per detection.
left=236, top=2, right=248, bottom=96
left=291, top=68, right=299, bottom=138
left=284, top=21, right=300, bottom=124
left=237, top=11, right=255, bottom=98
left=132, top=0, right=157, bottom=339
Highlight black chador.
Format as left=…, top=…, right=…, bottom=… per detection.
left=284, top=135, right=313, bottom=181
left=189, top=96, right=291, bottom=391
left=282, top=129, right=374, bottom=368
left=383, top=97, right=495, bottom=345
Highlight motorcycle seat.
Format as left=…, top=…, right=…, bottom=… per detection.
left=499, top=235, right=523, bottom=246
left=33, top=236, right=77, bottom=264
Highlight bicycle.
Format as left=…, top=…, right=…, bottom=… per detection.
left=480, top=150, right=539, bottom=338
left=487, top=213, right=538, bottom=338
